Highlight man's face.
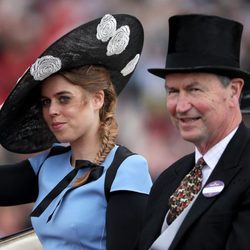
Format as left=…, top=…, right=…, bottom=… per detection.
left=165, top=72, right=242, bottom=153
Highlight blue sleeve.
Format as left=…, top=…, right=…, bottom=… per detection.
left=28, top=150, right=50, bottom=175
left=110, top=154, right=152, bottom=194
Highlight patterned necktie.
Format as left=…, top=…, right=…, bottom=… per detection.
left=167, top=157, right=206, bottom=225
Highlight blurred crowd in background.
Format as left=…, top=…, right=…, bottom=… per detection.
left=1, top=0, right=250, bottom=238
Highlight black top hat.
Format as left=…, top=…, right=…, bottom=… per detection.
left=0, top=14, right=144, bottom=153
left=240, top=90, right=250, bottom=114
left=148, top=14, right=250, bottom=91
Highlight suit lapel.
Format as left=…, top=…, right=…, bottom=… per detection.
left=142, top=154, right=195, bottom=249
left=170, top=123, right=249, bottom=250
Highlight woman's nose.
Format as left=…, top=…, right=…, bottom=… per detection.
left=48, top=101, right=60, bottom=116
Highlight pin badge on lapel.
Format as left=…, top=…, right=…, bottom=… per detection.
left=202, top=180, right=225, bottom=198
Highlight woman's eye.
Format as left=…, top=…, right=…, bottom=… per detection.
left=59, top=96, right=71, bottom=104
left=41, top=99, right=50, bottom=107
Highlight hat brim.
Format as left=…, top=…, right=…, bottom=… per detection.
left=148, top=66, right=250, bottom=91
left=0, top=14, right=144, bottom=153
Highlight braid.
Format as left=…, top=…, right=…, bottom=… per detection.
left=63, top=65, right=118, bottom=187
left=94, top=85, right=118, bottom=165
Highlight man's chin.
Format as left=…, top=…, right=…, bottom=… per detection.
left=179, top=131, right=198, bottom=143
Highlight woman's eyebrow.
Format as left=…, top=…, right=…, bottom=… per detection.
left=41, top=91, right=72, bottom=98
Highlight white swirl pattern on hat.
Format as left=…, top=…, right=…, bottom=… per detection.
left=96, top=14, right=117, bottom=42
left=121, top=54, right=140, bottom=76
left=97, top=14, right=130, bottom=56
left=96, top=14, right=139, bottom=75
left=30, top=55, right=62, bottom=81
left=106, top=25, right=130, bottom=56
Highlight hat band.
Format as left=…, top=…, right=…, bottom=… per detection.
left=166, top=52, right=240, bottom=69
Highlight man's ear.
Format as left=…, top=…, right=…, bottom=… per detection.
left=92, top=90, right=104, bottom=110
left=230, top=78, right=244, bottom=100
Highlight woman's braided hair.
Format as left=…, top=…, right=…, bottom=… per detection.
left=60, top=65, right=118, bottom=187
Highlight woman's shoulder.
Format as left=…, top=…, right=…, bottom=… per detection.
left=112, top=144, right=148, bottom=166
left=28, top=144, right=70, bottom=173
left=109, top=145, right=152, bottom=193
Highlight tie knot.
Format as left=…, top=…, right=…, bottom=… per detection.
left=75, top=160, right=99, bottom=169
left=196, top=157, right=206, bottom=168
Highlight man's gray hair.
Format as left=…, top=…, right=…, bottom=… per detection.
left=217, top=75, right=231, bottom=87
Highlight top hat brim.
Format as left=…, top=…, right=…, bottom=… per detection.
left=148, top=66, right=250, bottom=91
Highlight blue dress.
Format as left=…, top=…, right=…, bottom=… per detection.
left=29, top=144, right=152, bottom=249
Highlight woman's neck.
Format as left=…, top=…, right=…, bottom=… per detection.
left=70, top=135, right=101, bottom=167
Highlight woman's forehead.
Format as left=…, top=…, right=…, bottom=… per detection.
left=41, top=75, right=84, bottom=95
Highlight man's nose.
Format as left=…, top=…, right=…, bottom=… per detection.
left=176, top=93, right=191, bottom=113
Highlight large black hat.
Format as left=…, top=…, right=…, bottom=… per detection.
left=0, top=14, right=144, bottom=153
left=148, top=14, right=250, bottom=91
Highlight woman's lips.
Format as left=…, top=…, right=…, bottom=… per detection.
left=51, top=122, right=65, bottom=130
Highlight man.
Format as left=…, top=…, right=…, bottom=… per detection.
left=137, top=14, right=250, bottom=250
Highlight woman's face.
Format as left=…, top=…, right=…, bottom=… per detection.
left=41, top=74, right=104, bottom=145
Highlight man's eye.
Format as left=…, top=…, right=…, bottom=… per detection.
left=190, top=88, right=201, bottom=92
left=167, top=89, right=178, bottom=95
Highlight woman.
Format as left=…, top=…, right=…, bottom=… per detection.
left=0, top=14, right=152, bottom=249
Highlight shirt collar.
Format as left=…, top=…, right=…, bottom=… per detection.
left=195, top=126, right=238, bottom=170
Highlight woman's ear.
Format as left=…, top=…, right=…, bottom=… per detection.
left=92, top=90, right=104, bottom=110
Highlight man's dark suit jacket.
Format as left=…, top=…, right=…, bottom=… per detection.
left=137, top=122, right=250, bottom=250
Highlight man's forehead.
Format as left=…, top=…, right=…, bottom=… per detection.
left=165, top=72, right=218, bottom=83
